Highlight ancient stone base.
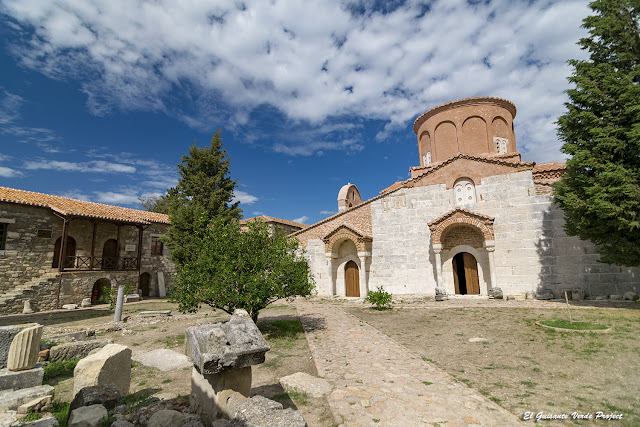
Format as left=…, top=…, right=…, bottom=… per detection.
left=0, top=365, right=44, bottom=391
left=0, top=384, right=54, bottom=411
left=190, top=366, right=251, bottom=425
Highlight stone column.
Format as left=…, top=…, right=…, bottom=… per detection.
left=485, top=240, right=497, bottom=291
left=357, top=252, right=371, bottom=297
left=433, top=244, right=443, bottom=288
left=325, top=254, right=335, bottom=297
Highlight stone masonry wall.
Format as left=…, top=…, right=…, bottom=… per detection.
left=307, top=171, right=640, bottom=298
left=0, top=202, right=175, bottom=313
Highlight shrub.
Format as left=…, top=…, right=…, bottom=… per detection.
left=366, top=286, right=392, bottom=310
left=43, top=358, right=80, bottom=383
left=100, top=283, right=134, bottom=310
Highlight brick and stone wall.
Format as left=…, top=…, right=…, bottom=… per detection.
left=302, top=170, right=640, bottom=298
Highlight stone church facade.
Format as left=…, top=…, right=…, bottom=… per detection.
left=294, top=97, right=639, bottom=300
left=0, top=187, right=175, bottom=313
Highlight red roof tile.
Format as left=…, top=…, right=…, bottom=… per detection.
left=0, top=186, right=169, bottom=225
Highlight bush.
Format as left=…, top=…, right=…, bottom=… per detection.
left=43, top=358, right=80, bottom=383
left=366, top=286, right=392, bottom=310
left=100, top=283, right=134, bottom=310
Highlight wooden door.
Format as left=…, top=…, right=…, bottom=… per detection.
left=452, top=255, right=460, bottom=294
left=102, top=239, right=118, bottom=269
left=52, top=236, right=76, bottom=268
left=139, top=272, right=150, bottom=297
left=463, top=253, right=480, bottom=294
left=345, top=260, right=360, bottom=297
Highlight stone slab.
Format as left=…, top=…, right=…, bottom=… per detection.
left=22, top=417, right=59, bottom=426
left=49, top=339, right=113, bottom=363
left=62, top=304, right=78, bottom=310
left=0, top=384, right=54, bottom=411
left=227, top=396, right=306, bottom=427
left=68, top=404, right=108, bottom=427
left=186, top=312, right=270, bottom=375
left=73, top=344, right=132, bottom=397
left=17, top=395, right=52, bottom=414
left=137, top=311, right=171, bottom=318
left=132, top=349, right=191, bottom=371
left=0, top=365, right=44, bottom=391
left=279, top=372, right=332, bottom=399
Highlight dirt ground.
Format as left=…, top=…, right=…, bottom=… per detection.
left=348, top=300, right=640, bottom=425
left=1, top=300, right=334, bottom=427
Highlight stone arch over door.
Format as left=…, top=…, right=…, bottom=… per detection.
left=428, top=208, right=497, bottom=295
left=102, top=239, right=117, bottom=269
left=91, top=278, right=111, bottom=304
left=52, top=236, right=76, bottom=268
left=322, top=225, right=372, bottom=297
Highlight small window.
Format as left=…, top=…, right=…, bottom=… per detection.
left=423, top=152, right=432, bottom=166
left=494, top=137, right=508, bottom=154
left=0, top=223, right=7, bottom=250
left=37, top=229, right=53, bottom=239
left=151, top=236, right=163, bottom=256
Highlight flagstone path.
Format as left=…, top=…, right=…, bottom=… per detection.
left=295, top=300, right=523, bottom=427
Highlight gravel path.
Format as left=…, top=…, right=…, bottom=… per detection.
left=295, top=300, right=523, bottom=427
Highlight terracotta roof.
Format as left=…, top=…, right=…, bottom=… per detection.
left=322, top=224, right=372, bottom=241
left=240, top=215, right=308, bottom=229
left=406, top=153, right=535, bottom=185
left=0, top=186, right=170, bottom=225
left=428, top=207, right=495, bottom=227
left=533, top=161, right=566, bottom=172
left=413, top=97, right=517, bottom=133
left=379, top=180, right=406, bottom=195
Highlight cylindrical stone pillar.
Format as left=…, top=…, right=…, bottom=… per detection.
left=114, top=285, right=125, bottom=322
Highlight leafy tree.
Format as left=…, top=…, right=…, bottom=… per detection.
left=554, top=0, right=640, bottom=266
left=138, top=192, right=173, bottom=214
left=164, top=131, right=242, bottom=266
left=171, top=219, right=315, bottom=321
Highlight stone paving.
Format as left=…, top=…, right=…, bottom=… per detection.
left=295, top=300, right=523, bottom=427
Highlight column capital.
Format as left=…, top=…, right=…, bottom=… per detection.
left=484, top=240, right=496, bottom=251
left=357, top=251, right=371, bottom=258
left=433, top=243, right=443, bottom=254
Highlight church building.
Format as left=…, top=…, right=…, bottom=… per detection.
left=293, top=97, right=639, bottom=300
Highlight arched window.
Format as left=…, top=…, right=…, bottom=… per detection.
left=454, top=178, right=476, bottom=205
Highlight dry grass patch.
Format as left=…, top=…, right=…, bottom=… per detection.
left=348, top=305, right=640, bottom=425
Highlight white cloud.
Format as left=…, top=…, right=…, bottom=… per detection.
left=93, top=191, right=142, bottom=205
left=0, top=166, right=22, bottom=178
left=2, top=0, right=591, bottom=161
left=252, top=211, right=264, bottom=216
left=232, top=190, right=259, bottom=205
left=57, top=190, right=91, bottom=201
left=24, top=159, right=136, bottom=173
left=319, top=210, right=336, bottom=215
left=293, top=215, right=309, bottom=224
left=0, top=89, right=60, bottom=145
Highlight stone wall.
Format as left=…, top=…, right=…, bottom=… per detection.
left=0, top=202, right=175, bottom=313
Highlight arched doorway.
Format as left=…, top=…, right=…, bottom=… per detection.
left=345, top=260, right=360, bottom=297
left=139, top=272, right=150, bottom=297
left=102, top=239, right=118, bottom=269
left=91, top=278, right=111, bottom=304
left=452, top=252, right=480, bottom=295
left=52, top=236, right=76, bottom=268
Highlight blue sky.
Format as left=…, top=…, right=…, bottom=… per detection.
left=0, top=0, right=589, bottom=225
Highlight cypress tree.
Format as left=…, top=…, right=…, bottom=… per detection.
left=554, top=0, right=640, bottom=266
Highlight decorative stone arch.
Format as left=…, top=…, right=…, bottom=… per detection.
left=428, top=208, right=494, bottom=246
left=323, top=225, right=372, bottom=256
left=322, top=225, right=372, bottom=297
left=428, top=208, right=497, bottom=295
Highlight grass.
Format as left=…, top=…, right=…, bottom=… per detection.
left=52, top=400, right=69, bottom=427
left=539, top=320, right=609, bottom=330
left=43, top=358, right=80, bottom=383
left=155, top=334, right=185, bottom=348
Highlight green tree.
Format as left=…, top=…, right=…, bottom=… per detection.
left=170, top=219, right=315, bottom=321
left=165, top=131, right=242, bottom=266
left=554, top=0, right=640, bottom=266
left=138, top=192, right=173, bottom=214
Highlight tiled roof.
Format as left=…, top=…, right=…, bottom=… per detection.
left=533, top=161, right=566, bottom=172
left=0, top=186, right=170, bottom=225
left=240, top=215, right=308, bottom=229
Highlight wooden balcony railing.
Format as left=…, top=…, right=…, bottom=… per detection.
left=60, top=256, right=139, bottom=271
